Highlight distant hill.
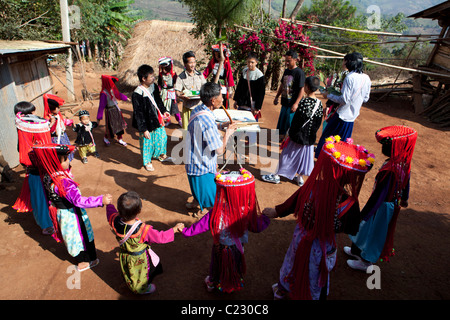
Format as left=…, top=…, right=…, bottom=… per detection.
left=131, top=0, right=444, bottom=34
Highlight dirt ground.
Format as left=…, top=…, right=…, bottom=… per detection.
left=0, top=64, right=449, bottom=303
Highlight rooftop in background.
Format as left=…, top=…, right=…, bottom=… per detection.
left=408, top=0, right=450, bottom=21
left=0, top=40, right=71, bottom=56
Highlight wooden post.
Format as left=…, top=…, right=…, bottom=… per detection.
left=412, top=73, right=424, bottom=114
left=60, top=0, right=75, bottom=102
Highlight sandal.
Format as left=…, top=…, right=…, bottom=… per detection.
left=77, top=258, right=100, bottom=272
left=144, top=163, right=154, bottom=171
left=158, top=155, right=173, bottom=163
left=103, top=137, right=111, bottom=146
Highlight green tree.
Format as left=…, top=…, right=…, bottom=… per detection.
left=179, top=0, right=259, bottom=39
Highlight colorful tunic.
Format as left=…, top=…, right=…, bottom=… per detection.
left=97, top=90, right=128, bottom=138
left=106, top=204, right=174, bottom=294
left=350, top=165, right=410, bottom=263
left=44, top=175, right=103, bottom=260
left=158, top=73, right=180, bottom=115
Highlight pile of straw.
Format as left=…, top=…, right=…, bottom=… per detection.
left=117, top=20, right=209, bottom=90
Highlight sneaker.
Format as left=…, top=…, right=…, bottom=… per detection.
left=205, top=276, right=215, bottom=292
left=118, top=139, right=127, bottom=146
left=343, top=246, right=361, bottom=260
left=93, top=151, right=100, bottom=158
left=347, top=259, right=373, bottom=272
left=296, top=175, right=304, bottom=186
left=261, top=174, right=280, bottom=184
left=82, top=157, right=88, bottom=164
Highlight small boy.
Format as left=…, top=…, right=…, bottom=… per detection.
left=73, top=110, right=99, bottom=164
left=273, top=50, right=306, bottom=141
left=106, top=191, right=184, bottom=294
left=174, top=51, right=206, bottom=130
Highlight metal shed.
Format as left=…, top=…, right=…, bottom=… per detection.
left=0, top=40, right=70, bottom=168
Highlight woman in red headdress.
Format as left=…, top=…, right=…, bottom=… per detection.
left=32, top=143, right=112, bottom=271
left=264, top=136, right=375, bottom=300
left=97, top=75, right=129, bottom=146
left=345, top=125, right=417, bottom=270
left=13, top=101, right=55, bottom=236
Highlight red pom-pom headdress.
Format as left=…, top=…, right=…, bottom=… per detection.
left=287, top=136, right=374, bottom=300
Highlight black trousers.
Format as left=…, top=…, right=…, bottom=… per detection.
left=74, top=207, right=97, bottom=263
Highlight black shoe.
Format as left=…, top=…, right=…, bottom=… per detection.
left=93, top=152, right=100, bottom=158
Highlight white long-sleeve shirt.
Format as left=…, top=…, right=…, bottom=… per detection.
left=328, top=71, right=371, bottom=122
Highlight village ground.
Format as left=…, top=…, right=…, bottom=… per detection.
left=0, top=63, right=449, bottom=305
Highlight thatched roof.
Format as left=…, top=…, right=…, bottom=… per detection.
left=117, top=20, right=209, bottom=90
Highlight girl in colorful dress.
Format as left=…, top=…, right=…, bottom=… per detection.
left=32, top=143, right=112, bottom=272
left=43, top=93, right=74, bottom=162
left=345, top=125, right=417, bottom=271
left=107, top=191, right=184, bottom=294
left=182, top=169, right=270, bottom=293
left=132, top=64, right=173, bottom=172
left=158, top=57, right=182, bottom=126
left=262, top=76, right=323, bottom=186
left=97, top=75, right=129, bottom=147
left=13, top=101, right=54, bottom=236
left=264, top=136, right=374, bottom=300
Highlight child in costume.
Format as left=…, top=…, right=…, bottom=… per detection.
left=345, top=125, right=417, bottom=271
left=132, top=64, right=172, bottom=172
left=263, top=136, right=375, bottom=300
left=13, top=101, right=54, bottom=236
left=97, top=75, right=129, bottom=147
left=106, top=191, right=184, bottom=294
left=32, top=143, right=112, bottom=272
left=73, top=110, right=99, bottom=164
left=158, top=56, right=182, bottom=127
left=203, top=44, right=235, bottom=109
left=182, top=168, right=270, bottom=293
left=262, top=76, right=323, bottom=186
left=43, top=93, right=74, bottom=162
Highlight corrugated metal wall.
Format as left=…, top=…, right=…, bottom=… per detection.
left=0, top=54, right=54, bottom=168
left=0, top=57, right=19, bottom=168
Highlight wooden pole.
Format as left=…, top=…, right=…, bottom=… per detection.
left=59, top=0, right=75, bottom=102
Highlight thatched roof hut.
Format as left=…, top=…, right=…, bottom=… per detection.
left=117, top=20, right=209, bottom=90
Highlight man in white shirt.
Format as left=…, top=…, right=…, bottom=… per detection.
left=315, top=52, right=371, bottom=158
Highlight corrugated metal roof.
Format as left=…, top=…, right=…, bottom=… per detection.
left=0, top=40, right=70, bottom=56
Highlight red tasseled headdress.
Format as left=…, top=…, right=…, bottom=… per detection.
left=287, top=136, right=374, bottom=300
left=101, top=75, right=122, bottom=101
left=31, top=143, right=77, bottom=198
left=376, top=125, right=417, bottom=195
left=43, top=93, right=65, bottom=120
left=15, top=112, right=52, bottom=167
left=209, top=168, right=260, bottom=244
